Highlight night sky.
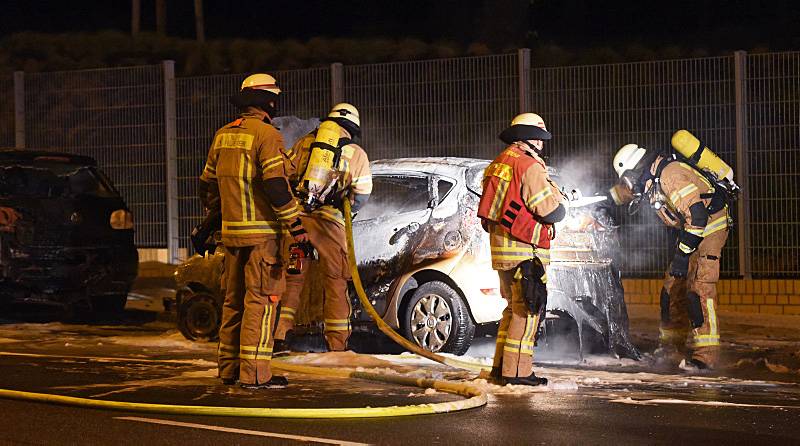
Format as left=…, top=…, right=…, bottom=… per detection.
left=2, top=0, right=799, bottom=50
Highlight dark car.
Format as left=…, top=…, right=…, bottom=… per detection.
left=0, top=150, right=138, bottom=314
left=175, top=157, right=639, bottom=359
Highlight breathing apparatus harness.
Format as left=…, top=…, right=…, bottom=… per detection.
left=296, top=120, right=353, bottom=213
left=626, top=149, right=733, bottom=218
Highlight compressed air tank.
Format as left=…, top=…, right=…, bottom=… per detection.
left=670, top=129, right=734, bottom=184
left=298, top=120, right=343, bottom=208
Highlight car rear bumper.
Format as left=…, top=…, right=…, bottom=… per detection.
left=0, top=244, right=138, bottom=305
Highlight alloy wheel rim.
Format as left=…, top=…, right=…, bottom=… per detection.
left=410, top=293, right=452, bottom=352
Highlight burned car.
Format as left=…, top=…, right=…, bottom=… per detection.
left=175, top=157, right=639, bottom=359
left=0, top=150, right=138, bottom=315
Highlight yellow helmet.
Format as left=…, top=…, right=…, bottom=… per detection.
left=612, top=143, right=647, bottom=177
left=328, top=103, right=361, bottom=137
left=240, top=73, right=281, bottom=94
left=499, top=112, right=552, bottom=144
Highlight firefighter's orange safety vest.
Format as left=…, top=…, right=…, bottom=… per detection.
left=477, top=148, right=553, bottom=249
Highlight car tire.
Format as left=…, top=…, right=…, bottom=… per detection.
left=178, top=292, right=221, bottom=342
left=402, top=281, right=474, bottom=355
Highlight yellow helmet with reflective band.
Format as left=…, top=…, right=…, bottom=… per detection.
left=499, top=112, right=552, bottom=144
left=240, top=73, right=281, bottom=94
left=231, top=73, right=281, bottom=114
left=612, top=143, right=647, bottom=177
left=327, top=102, right=360, bottom=137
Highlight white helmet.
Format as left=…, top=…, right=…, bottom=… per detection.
left=328, top=103, right=360, bottom=137
left=499, top=113, right=552, bottom=144
left=613, top=143, right=647, bottom=177
left=240, top=73, right=281, bottom=94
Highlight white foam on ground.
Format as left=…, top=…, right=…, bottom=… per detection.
left=106, top=331, right=210, bottom=350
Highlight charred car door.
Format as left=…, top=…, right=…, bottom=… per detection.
left=352, top=174, right=434, bottom=316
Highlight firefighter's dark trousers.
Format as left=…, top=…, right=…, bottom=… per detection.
left=659, top=228, right=728, bottom=368
left=274, top=215, right=352, bottom=351
left=218, top=239, right=285, bottom=385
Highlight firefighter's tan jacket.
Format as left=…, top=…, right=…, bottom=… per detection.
left=485, top=145, right=563, bottom=271
left=657, top=161, right=729, bottom=242
left=287, top=128, right=372, bottom=226
left=200, top=113, right=301, bottom=247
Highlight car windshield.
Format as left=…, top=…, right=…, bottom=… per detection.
left=0, top=164, right=116, bottom=198
left=356, top=175, right=430, bottom=220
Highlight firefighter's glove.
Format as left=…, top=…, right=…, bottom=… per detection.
left=591, top=197, right=618, bottom=228
left=289, top=218, right=309, bottom=244
left=328, top=193, right=344, bottom=210
left=190, top=209, right=221, bottom=256
left=669, top=252, right=691, bottom=278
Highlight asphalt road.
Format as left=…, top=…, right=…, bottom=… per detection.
left=0, top=311, right=799, bottom=445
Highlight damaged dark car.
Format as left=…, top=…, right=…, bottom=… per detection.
left=0, top=150, right=138, bottom=315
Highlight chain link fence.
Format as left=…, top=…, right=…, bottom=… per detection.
left=746, top=52, right=800, bottom=277
left=530, top=56, right=740, bottom=276
left=344, top=54, right=518, bottom=161
left=6, top=51, right=799, bottom=276
left=22, top=65, right=166, bottom=247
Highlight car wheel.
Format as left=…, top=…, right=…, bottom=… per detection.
left=402, top=281, right=475, bottom=355
left=178, top=293, right=220, bottom=342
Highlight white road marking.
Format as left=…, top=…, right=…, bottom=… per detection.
left=115, top=416, right=370, bottom=446
left=0, top=351, right=200, bottom=365
left=610, top=397, right=800, bottom=410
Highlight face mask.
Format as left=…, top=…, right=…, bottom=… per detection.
left=620, top=170, right=643, bottom=197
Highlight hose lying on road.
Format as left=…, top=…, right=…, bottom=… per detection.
left=0, top=351, right=485, bottom=418
left=0, top=200, right=494, bottom=418
left=343, top=200, right=490, bottom=373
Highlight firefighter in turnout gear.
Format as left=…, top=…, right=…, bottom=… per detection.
left=609, top=133, right=731, bottom=370
left=273, top=103, right=372, bottom=352
left=477, top=113, right=567, bottom=386
left=199, top=73, right=308, bottom=389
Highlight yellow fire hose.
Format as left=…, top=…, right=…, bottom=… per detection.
left=0, top=200, right=493, bottom=418
left=0, top=351, right=485, bottom=418
left=342, top=200, right=490, bottom=373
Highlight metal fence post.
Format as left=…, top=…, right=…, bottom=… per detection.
left=13, top=71, right=24, bottom=149
left=331, top=62, right=344, bottom=105
left=734, top=50, right=752, bottom=279
left=518, top=48, right=530, bottom=113
left=162, top=61, right=180, bottom=264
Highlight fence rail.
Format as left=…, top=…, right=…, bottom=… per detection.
left=0, top=74, right=14, bottom=147
left=6, top=50, right=799, bottom=276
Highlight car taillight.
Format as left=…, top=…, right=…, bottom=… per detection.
left=480, top=288, right=499, bottom=296
left=110, top=209, right=134, bottom=230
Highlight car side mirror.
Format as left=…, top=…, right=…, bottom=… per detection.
left=427, top=198, right=437, bottom=209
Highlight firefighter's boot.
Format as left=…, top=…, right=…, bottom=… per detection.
left=273, top=330, right=294, bottom=355
left=240, top=375, right=289, bottom=389
left=504, top=372, right=548, bottom=387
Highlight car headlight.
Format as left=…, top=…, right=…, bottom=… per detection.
left=110, top=209, right=134, bottom=230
